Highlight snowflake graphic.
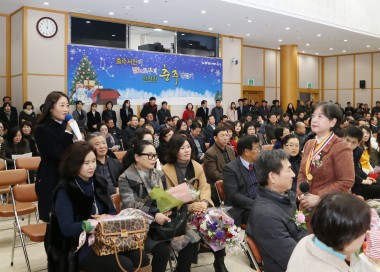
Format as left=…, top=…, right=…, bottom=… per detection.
left=215, top=70, right=221, bottom=77
left=70, top=57, right=74, bottom=61
left=70, top=49, right=76, bottom=55
left=211, top=68, right=214, bottom=73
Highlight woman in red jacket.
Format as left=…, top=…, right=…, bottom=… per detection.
left=182, top=103, right=195, bottom=121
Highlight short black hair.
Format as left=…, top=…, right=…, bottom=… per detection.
left=282, top=134, right=299, bottom=147
left=222, top=115, right=228, bottom=119
left=243, top=122, right=255, bottom=135
left=345, top=126, right=363, bottom=142
left=215, top=99, right=221, bottom=103
left=161, top=101, right=167, bottom=105
left=311, top=193, right=371, bottom=252
left=59, top=142, right=94, bottom=179
left=149, top=97, right=156, bottom=101
left=201, top=100, right=207, bottom=105
left=2, top=96, right=10, bottom=102
left=256, top=149, right=289, bottom=186
left=23, top=101, right=34, bottom=110
left=159, top=127, right=174, bottom=142
left=311, top=102, right=343, bottom=133
left=213, top=126, right=228, bottom=137
left=76, top=100, right=83, bottom=105
left=165, top=117, right=173, bottom=123
left=274, top=127, right=285, bottom=141
left=190, top=122, right=202, bottom=130
left=207, top=115, right=215, bottom=121
left=237, top=135, right=260, bottom=156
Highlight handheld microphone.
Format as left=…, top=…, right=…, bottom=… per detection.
left=65, top=114, right=82, bottom=141
left=299, top=181, right=310, bottom=195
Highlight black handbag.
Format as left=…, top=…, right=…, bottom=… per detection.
left=148, top=204, right=188, bottom=241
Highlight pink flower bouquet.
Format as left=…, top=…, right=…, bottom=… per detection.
left=191, top=208, right=242, bottom=252
left=292, top=210, right=308, bottom=230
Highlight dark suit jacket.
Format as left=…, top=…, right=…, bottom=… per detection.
left=0, top=107, right=18, bottom=129
left=120, top=108, right=133, bottom=130
left=196, top=107, right=209, bottom=127
left=95, top=156, right=121, bottom=195
left=157, top=109, right=171, bottom=125
left=87, top=111, right=101, bottom=132
left=34, top=118, right=73, bottom=221
left=236, top=106, right=247, bottom=120
left=204, top=124, right=215, bottom=142
left=187, top=134, right=206, bottom=163
left=223, top=157, right=257, bottom=225
left=246, top=188, right=308, bottom=272
left=102, top=109, right=117, bottom=124
left=204, top=144, right=235, bottom=183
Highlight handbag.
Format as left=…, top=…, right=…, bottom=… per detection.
left=92, top=215, right=148, bottom=272
left=148, top=204, right=188, bottom=241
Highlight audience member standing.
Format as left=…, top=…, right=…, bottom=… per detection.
left=157, top=101, right=171, bottom=125
left=196, top=100, right=209, bottom=127
left=270, top=100, right=283, bottom=116
left=182, top=103, right=195, bottom=121
left=258, top=100, right=270, bottom=120
left=236, top=99, right=247, bottom=120
left=34, top=91, right=74, bottom=250
left=120, top=100, right=133, bottom=130
left=101, top=101, right=117, bottom=125
left=86, top=102, right=101, bottom=132
left=72, top=100, right=87, bottom=132
left=0, top=102, right=18, bottom=129
left=140, top=96, right=158, bottom=121
left=226, top=102, right=238, bottom=122
left=211, top=100, right=224, bottom=125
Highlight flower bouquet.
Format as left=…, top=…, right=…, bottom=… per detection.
left=191, top=207, right=242, bottom=252
left=292, top=210, right=308, bottom=230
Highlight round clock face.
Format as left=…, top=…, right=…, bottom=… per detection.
left=36, top=17, right=58, bottom=38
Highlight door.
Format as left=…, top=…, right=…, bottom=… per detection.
left=243, top=90, right=264, bottom=103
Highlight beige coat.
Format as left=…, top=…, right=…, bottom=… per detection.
left=287, top=235, right=350, bottom=272
left=162, top=160, right=213, bottom=206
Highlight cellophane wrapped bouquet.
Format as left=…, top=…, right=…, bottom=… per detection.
left=191, top=207, right=242, bottom=253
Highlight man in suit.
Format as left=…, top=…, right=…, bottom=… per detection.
left=258, top=100, right=270, bottom=120
left=237, top=98, right=247, bottom=120
left=204, top=126, right=236, bottom=206
left=211, top=99, right=224, bottom=125
left=246, top=149, right=307, bottom=272
left=188, top=122, right=207, bottom=163
left=204, top=115, right=216, bottom=142
left=223, top=135, right=260, bottom=226
left=157, top=101, right=171, bottom=125
left=265, top=113, right=278, bottom=141
left=196, top=100, right=209, bottom=127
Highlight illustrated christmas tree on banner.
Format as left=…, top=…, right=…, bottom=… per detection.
left=70, top=53, right=100, bottom=104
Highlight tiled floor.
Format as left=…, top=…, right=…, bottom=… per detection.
left=0, top=217, right=255, bottom=272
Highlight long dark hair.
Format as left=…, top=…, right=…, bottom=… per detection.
left=6, top=127, right=22, bottom=143
left=122, top=100, right=130, bottom=109
left=37, top=91, right=69, bottom=124
left=359, top=125, right=372, bottom=153
left=165, top=133, right=195, bottom=164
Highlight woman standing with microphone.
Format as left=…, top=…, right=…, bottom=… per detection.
left=35, top=91, right=74, bottom=250
left=298, top=102, right=354, bottom=210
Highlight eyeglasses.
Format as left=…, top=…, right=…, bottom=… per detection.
left=139, top=153, right=158, bottom=160
left=285, top=144, right=299, bottom=149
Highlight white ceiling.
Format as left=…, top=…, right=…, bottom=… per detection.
left=1, top=0, right=380, bottom=56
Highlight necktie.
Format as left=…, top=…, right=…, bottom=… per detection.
left=249, top=163, right=253, bottom=172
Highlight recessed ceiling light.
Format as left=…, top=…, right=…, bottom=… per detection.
left=201, top=10, right=206, bottom=14
left=86, top=20, right=91, bottom=24
left=154, top=28, right=162, bottom=31
left=344, top=39, right=348, bottom=42
left=302, top=51, right=305, bottom=53
left=226, top=24, right=231, bottom=27
left=143, top=0, right=149, bottom=3
left=379, top=48, right=380, bottom=50
left=181, top=33, right=185, bottom=36
left=247, top=19, right=252, bottom=23
left=330, top=48, right=333, bottom=50
left=112, top=34, right=116, bottom=37
left=43, top=2, right=49, bottom=5
left=163, top=20, right=168, bottom=23
left=109, top=12, right=114, bottom=15
left=315, top=53, right=319, bottom=55
left=246, top=33, right=251, bottom=36
left=297, top=36, right=301, bottom=40
left=343, top=50, right=346, bottom=53
left=317, top=34, right=321, bottom=37
left=366, top=45, right=371, bottom=48
left=278, top=47, right=280, bottom=50
left=306, top=43, right=310, bottom=46
left=208, top=27, right=213, bottom=31
left=278, top=39, right=282, bottom=42
left=285, top=27, right=290, bottom=30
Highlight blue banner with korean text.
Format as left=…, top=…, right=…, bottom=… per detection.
left=67, top=44, right=223, bottom=105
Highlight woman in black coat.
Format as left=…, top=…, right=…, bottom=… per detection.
left=0, top=127, right=30, bottom=169
left=86, top=102, right=101, bottom=132
left=282, top=134, right=302, bottom=192
left=0, top=102, right=18, bottom=129
left=34, top=91, right=74, bottom=250
left=102, top=100, right=117, bottom=124
left=120, top=100, right=134, bottom=130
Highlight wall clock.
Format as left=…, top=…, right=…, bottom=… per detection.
left=36, top=17, right=58, bottom=38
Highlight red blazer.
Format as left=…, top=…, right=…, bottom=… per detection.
left=182, top=109, right=195, bottom=120
left=297, top=135, right=354, bottom=198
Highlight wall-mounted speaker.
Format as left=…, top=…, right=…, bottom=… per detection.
left=360, top=80, right=366, bottom=89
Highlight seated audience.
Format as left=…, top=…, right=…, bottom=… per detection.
left=122, top=115, right=139, bottom=149
left=287, top=193, right=370, bottom=272
left=0, top=127, right=30, bottom=169
left=224, top=135, right=260, bottom=225
left=233, top=121, right=242, bottom=141
left=48, top=142, right=150, bottom=272
left=204, top=115, right=216, bottom=142
left=87, top=132, right=121, bottom=195
left=119, top=140, right=193, bottom=272
left=0, top=101, right=18, bottom=129
left=204, top=126, right=236, bottom=206
left=273, top=126, right=290, bottom=149
left=344, top=126, right=380, bottom=199
left=187, top=123, right=206, bottom=163
left=145, top=112, right=161, bottom=134
left=282, top=134, right=302, bottom=192
left=156, top=127, right=174, bottom=165
left=21, top=121, right=38, bottom=156
left=99, top=122, right=119, bottom=152
left=359, top=125, right=374, bottom=174
left=176, top=119, right=188, bottom=132
left=243, top=122, right=256, bottom=136
left=19, top=101, right=37, bottom=126
left=0, top=120, right=7, bottom=144
left=246, top=149, right=308, bottom=272
left=265, top=113, right=278, bottom=142
left=105, top=118, right=123, bottom=150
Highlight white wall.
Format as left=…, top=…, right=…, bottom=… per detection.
left=10, top=10, right=23, bottom=109
left=0, top=16, right=7, bottom=98
left=298, top=55, right=319, bottom=89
